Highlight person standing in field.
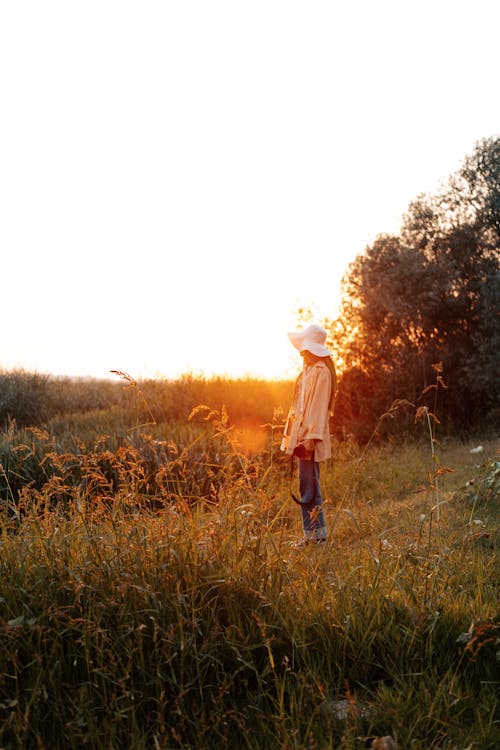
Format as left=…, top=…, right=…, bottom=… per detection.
left=281, top=324, right=337, bottom=544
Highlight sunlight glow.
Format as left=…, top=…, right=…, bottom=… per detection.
left=1, top=1, right=498, bottom=381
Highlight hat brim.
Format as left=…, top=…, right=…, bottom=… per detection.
left=287, top=332, right=330, bottom=358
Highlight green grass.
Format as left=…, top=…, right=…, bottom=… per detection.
left=0, top=394, right=498, bottom=749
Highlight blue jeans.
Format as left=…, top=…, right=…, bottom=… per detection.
left=298, top=459, right=327, bottom=541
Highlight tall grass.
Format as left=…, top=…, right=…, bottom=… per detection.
left=0, top=375, right=498, bottom=748
left=0, top=369, right=293, bottom=430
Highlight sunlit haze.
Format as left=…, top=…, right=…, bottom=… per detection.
left=1, top=1, right=499, bottom=381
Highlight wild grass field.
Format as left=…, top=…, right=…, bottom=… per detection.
left=0, top=374, right=498, bottom=749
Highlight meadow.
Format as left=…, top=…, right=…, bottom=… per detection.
left=0, top=373, right=498, bottom=749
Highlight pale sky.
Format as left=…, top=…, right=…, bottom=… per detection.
left=1, top=1, right=499, bottom=380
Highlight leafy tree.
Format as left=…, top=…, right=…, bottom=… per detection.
left=332, top=137, right=500, bottom=439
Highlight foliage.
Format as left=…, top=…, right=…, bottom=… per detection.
left=0, top=369, right=293, bottom=432
left=333, top=136, right=500, bottom=440
left=0, top=370, right=124, bottom=429
left=0, top=372, right=294, bottom=511
left=0, top=391, right=498, bottom=747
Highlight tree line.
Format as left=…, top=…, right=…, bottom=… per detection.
left=330, top=136, right=499, bottom=440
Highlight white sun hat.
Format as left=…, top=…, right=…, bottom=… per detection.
left=287, top=324, right=331, bottom=357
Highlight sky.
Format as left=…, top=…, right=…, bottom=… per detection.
left=1, top=1, right=499, bottom=381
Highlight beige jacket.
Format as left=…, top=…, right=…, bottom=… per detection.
left=280, top=361, right=332, bottom=462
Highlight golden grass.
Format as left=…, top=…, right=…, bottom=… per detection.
left=0, top=388, right=498, bottom=748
